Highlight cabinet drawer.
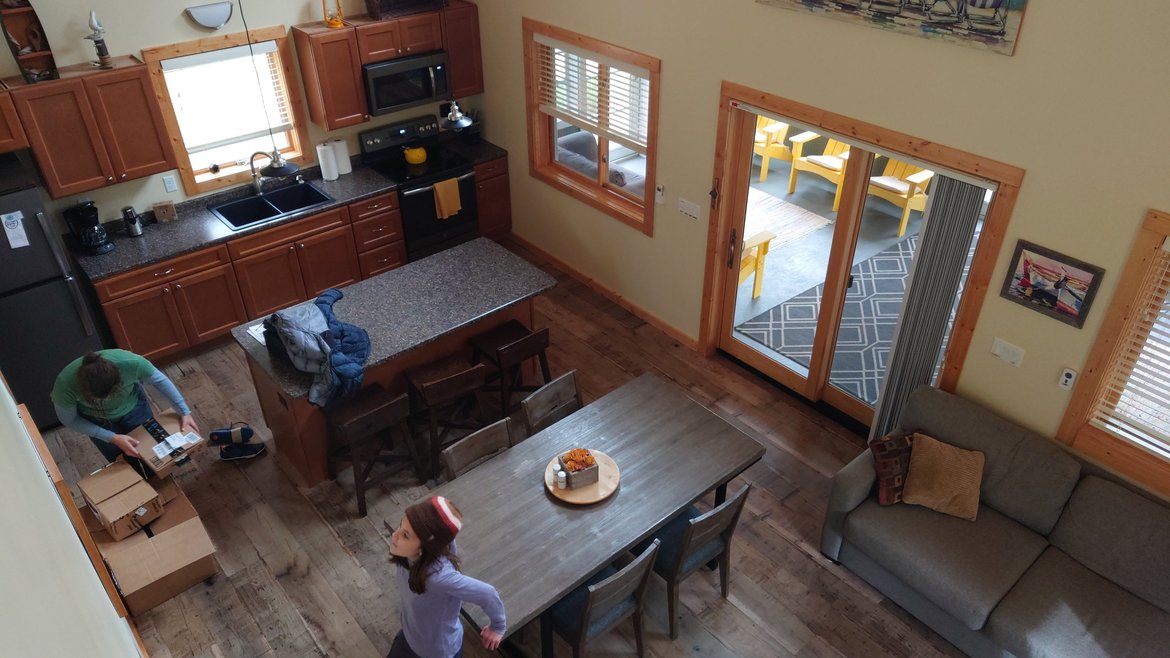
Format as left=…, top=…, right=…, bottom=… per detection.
left=474, top=157, right=508, bottom=181
left=352, top=211, right=404, bottom=252
left=348, top=191, right=399, bottom=221
left=228, top=207, right=350, bottom=260
left=359, top=241, right=407, bottom=279
left=94, top=245, right=231, bottom=302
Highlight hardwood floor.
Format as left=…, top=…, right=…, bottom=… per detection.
left=43, top=239, right=961, bottom=658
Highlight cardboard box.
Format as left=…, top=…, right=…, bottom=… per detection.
left=130, top=411, right=206, bottom=478
left=93, top=489, right=218, bottom=617
left=149, top=474, right=181, bottom=505
left=78, top=461, right=164, bottom=541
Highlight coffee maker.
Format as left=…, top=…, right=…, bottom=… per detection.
left=64, top=201, right=114, bottom=255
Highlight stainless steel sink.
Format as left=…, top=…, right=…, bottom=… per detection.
left=209, top=182, right=333, bottom=230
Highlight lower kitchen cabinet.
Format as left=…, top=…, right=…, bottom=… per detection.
left=103, top=285, right=188, bottom=362
left=358, top=241, right=408, bottom=278
left=299, top=224, right=360, bottom=297
left=172, top=264, right=249, bottom=343
left=476, top=157, right=512, bottom=239
left=233, top=221, right=360, bottom=319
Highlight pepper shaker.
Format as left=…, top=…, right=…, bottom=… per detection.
left=556, top=470, right=567, bottom=490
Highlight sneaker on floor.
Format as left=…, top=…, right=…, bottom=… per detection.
left=209, top=424, right=254, bottom=446
left=220, top=443, right=266, bottom=461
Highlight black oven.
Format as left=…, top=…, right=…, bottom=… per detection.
left=363, top=52, right=450, bottom=116
left=360, top=116, right=479, bottom=262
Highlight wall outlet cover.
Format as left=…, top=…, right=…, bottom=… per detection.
left=152, top=201, right=177, bottom=222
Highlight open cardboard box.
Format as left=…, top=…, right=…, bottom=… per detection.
left=77, top=461, right=164, bottom=541
left=130, top=410, right=206, bottom=479
left=87, top=487, right=217, bottom=617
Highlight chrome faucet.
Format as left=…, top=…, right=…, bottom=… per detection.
left=249, top=149, right=300, bottom=195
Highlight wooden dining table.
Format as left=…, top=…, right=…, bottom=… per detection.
left=413, top=372, right=766, bottom=656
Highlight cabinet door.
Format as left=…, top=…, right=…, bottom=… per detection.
left=359, top=241, right=407, bottom=279
left=172, top=264, right=248, bottom=343
left=441, top=2, right=484, bottom=98
left=234, top=244, right=307, bottom=319
left=356, top=21, right=402, bottom=63
left=476, top=162, right=512, bottom=239
left=0, top=92, right=28, bottom=153
left=84, top=66, right=176, bottom=183
left=294, top=27, right=368, bottom=130
left=399, top=13, right=444, bottom=57
left=11, top=78, right=113, bottom=198
left=297, top=224, right=360, bottom=298
left=103, top=285, right=188, bottom=361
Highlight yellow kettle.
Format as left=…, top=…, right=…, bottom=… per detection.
left=403, top=146, right=427, bottom=165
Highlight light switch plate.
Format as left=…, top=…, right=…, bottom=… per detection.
left=655, top=184, right=665, bottom=205
left=678, top=198, right=700, bottom=220
left=162, top=175, right=177, bottom=193
left=991, top=337, right=1024, bottom=367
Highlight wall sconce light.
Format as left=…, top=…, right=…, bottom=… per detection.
left=185, top=2, right=234, bottom=30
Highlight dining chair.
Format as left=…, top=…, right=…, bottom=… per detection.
left=469, top=320, right=553, bottom=420
left=440, top=417, right=514, bottom=480
left=521, top=370, right=583, bottom=435
left=546, top=539, right=660, bottom=657
left=636, top=484, right=752, bottom=639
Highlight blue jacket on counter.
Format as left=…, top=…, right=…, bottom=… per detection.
left=263, top=288, right=370, bottom=407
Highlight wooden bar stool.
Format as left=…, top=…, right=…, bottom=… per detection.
left=325, top=384, right=421, bottom=518
left=469, top=320, right=552, bottom=420
left=406, top=354, right=490, bottom=480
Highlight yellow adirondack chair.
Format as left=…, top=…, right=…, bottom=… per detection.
left=739, top=230, right=775, bottom=299
left=788, top=131, right=850, bottom=212
left=753, top=117, right=791, bottom=183
left=867, top=159, right=935, bottom=237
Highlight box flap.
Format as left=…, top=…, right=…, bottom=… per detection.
left=104, top=517, right=214, bottom=595
left=97, top=480, right=161, bottom=521
left=150, top=490, right=199, bottom=534
left=78, top=461, right=144, bottom=506
left=150, top=474, right=181, bottom=504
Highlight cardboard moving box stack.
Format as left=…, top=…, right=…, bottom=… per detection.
left=78, top=461, right=164, bottom=540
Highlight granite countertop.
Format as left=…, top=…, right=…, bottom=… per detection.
left=230, top=238, right=556, bottom=399
left=75, top=138, right=509, bottom=282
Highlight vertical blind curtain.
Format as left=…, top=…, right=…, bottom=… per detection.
left=869, top=176, right=987, bottom=440
left=161, top=41, right=293, bottom=154
left=1089, top=240, right=1170, bottom=457
left=533, top=33, right=650, bottom=154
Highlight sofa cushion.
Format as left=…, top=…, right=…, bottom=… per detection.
left=842, top=497, right=1045, bottom=630
left=1049, top=475, right=1170, bottom=614
left=868, top=432, right=914, bottom=505
left=985, top=547, right=1170, bottom=658
left=896, top=386, right=1081, bottom=535
left=903, top=432, right=985, bottom=521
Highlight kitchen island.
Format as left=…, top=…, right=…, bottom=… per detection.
left=230, top=238, right=555, bottom=486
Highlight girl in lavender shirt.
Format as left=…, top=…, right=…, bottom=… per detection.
left=387, top=496, right=506, bottom=658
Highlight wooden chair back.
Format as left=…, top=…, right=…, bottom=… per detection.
left=880, top=158, right=927, bottom=182
left=418, top=362, right=490, bottom=408
left=522, top=370, right=583, bottom=435
left=496, top=326, right=551, bottom=370
left=579, top=540, right=659, bottom=642
left=441, top=418, right=513, bottom=480
left=673, top=484, right=752, bottom=579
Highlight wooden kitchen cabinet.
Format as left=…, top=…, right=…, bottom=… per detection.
left=398, top=13, right=444, bottom=56
left=103, top=285, right=188, bottom=362
left=293, top=24, right=368, bottom=130
left=298, top=224, right=361, bottom=297
left=348, top=191, right=405, bottom=279
left=234, top=244, right=307, bottom=319
left=359, top=241, right=408, bottom=278
left=11, top=59, right=175, bottom=198
left=475, top=157, right=512, bottom=239
left=354, top=12, right=442, bottom=63
left=442, top=0, right=484, bottom=98
left=172, top=264, right=249, bottom=344
left=0, top=92, right=28, bottom=153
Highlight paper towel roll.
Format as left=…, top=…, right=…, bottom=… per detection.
left=330, top=138, right=352, bottom=175
left=317, top=142, right=339, bottom=181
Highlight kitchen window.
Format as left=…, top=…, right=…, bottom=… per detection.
left=142, top=26, right=310, bottom=196
left=1059, top=208, right=1170, bottom=499
left=522, top=18, right=661, bottom=235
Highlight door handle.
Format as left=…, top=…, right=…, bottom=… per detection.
left=61, top=275, right=97, bottom=336
left=402, top=171, right=475, bottom=196
left=726, top=228, right=738, bottom=269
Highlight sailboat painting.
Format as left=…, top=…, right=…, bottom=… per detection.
left=1001, top=240, right=1104, bottom=328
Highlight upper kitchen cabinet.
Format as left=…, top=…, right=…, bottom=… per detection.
left=442, top=0, right=484, bottom=98
left=293, top=23, right=368, bottom=131
left=353, top=12, right=442, bottom=63
left=11, top=58, right=175, bottom=198
left=0, top=92, right=28, bottom=153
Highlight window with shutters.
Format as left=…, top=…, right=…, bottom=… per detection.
left=1059, top=208, right=1170, bottom=499
left=522, top=18, right=661, bottom=234
left=142, top=27, right=310, bottom=195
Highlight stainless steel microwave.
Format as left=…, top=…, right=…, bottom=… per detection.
left=363, top=51, right=450, bottom=116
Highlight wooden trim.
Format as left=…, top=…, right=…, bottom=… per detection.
left=712, top=109, right=759, bottom=355
left=17, top=405, right=129, bottom=619
left=1071, top=425, right=1170, bottom=502
left=141, top=26, right=312, bottom=197
left=520, top=17, right=662, bottom=73
left=510, top=234, right=700, bottom=350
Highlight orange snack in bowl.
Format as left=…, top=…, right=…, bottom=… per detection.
left=562, top=448, right=596, bottom=472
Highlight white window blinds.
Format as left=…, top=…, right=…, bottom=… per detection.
left=1090, top=237, right=1170, bottom=458
left=533, top=33, right=650, bottom=153
left=161, top=41, right=292, bottom=155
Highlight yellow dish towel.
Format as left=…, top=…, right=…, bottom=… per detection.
left=433, top=178, right=462, bottom=220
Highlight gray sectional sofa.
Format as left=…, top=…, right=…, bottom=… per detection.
left=821, top=386, right=1170, bottom=658
left=555, top=130, right=646, bottom=199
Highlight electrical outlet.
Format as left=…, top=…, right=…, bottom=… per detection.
left=678, top=197, right=700, bottom=220
left=654, top=184, right=665, bottom=205
left=162, top=175, right=177, bottom=193
left=1058, top=367, right=1078, bottom=390
left=991, top=337, right=1025, bottom=367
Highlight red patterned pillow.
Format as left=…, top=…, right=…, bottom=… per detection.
left=869, top=432, right=915, bottom=505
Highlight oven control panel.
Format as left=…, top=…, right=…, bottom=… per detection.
left=360, top=115, right=440, bottom=157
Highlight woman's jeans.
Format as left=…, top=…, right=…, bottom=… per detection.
left=82, top=384, right=153, bottom=474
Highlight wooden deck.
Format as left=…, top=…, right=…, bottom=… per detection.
left=42, top=239, right=961, bottom=658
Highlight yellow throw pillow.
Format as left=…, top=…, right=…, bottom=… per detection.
left=902, top=432, right=985, bottom=521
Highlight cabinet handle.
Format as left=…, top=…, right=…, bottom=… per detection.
left=154, top=267, right=175, bottom=277
left=163, top=286, right=171, bottom=295
left=373, top=227, right=385, bottom=233
left=377, top=258, right=390, bottom=264
left=120, top=173, right=127, bottom=179
left=289, top=245, right=295, bottom=251
left=174, top=283, right=182, bottom=290
left=298, top=243, right=305, bottom=249
left=106, top=176, right=114, bottom=183
left=368, top=203, right=381, bottom=210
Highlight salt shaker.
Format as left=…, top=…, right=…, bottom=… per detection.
left=556, top=470, right=567, bottom=489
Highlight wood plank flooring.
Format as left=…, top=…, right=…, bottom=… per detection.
left=43, top=239, right=961, bottom=658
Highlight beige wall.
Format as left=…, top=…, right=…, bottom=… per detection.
left=15, top=1, right=1170, bottom=437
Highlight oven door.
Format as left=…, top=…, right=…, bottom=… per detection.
left=363, top=52, right=450, bottom=116
left=398, top=171, right=479, bottom=261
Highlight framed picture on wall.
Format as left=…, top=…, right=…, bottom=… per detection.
left=1000, top=240, right=1104, bottom=328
